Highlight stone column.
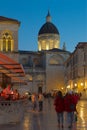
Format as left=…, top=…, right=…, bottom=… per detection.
left=11, top=39, right=14, bottom=51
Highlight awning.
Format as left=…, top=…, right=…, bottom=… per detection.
left=0, top=52, right=26, bottom=84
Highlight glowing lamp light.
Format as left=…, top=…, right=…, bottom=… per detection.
left=67, top=85, right=70, bottom=88
left=75, top=83, right=77, bottom=87
left=81, top=82, right=83, bottom=86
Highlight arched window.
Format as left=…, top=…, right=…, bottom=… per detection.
left=0, top=31, right=14, bottom=52
left=8, top=37, right=11, bottom=51
left=22, top=58, right=28, bottom=66
left=49, top=55, right=64, bottom=65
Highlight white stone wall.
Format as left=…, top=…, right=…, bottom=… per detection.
left=45, top=52, right=68, bottom=92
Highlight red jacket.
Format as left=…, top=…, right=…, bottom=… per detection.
left=72, top=94, right=80, bottom=104
left=54, top=96, right=64, bottom=112
left=64, top=94, right=76, bottom=112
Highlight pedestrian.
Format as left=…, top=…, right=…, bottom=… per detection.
left=64, top=91, right=77, bottom=128
left=47, top=92, right=51, bottom=106
left=54, top=91, right=64, bottom=128
left=31, top=93, right=37, bottom=111
left=0, top=85, right=3, bottom=93
left=38, top=92, right=44, bottom=111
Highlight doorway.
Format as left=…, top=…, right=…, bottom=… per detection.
left=38, top=86, right=42, bottom=93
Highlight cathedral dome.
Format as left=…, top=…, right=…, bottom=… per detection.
left=38, top=22, right=59, bottom=35
left=38, top=11, right=60, bottom=51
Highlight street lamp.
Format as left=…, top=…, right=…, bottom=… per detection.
left=75, top=83, right=77, bottom=87
left=81, top=82, right=83, bottom=86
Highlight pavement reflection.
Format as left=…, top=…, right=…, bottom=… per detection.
left=0, top=99, right=87, bottom=130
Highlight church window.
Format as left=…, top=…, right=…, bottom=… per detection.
left=33, top=58, right=41, bottom=67
left=49, top=55, right=63, bottom=65
left=22, top=58, right=28, bottom=66
left=8, top=39, right=11, bottom=51
left=49, top=58, right=59, bottom=64
left=28, top=56, right=33, bottom=67
left=3, top=39, right=6, bottom=51
left=0, top=31, right=14, bottom=52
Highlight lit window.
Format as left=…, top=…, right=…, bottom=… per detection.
left=0, top=31, right=14, bottom=52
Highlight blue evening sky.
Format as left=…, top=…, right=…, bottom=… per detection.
left=0, top=0, right=87, bottom=52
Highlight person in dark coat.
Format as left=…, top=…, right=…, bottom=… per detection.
left=64, top=91, right=77, bottom=128
left=54, top=91, right=64, bottom=128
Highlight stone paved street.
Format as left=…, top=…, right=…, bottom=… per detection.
left=0, top=99, right=87, bottom=130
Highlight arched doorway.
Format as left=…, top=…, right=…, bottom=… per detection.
left=38, top=86, right=42, bottom=93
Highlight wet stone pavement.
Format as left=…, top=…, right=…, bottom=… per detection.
left=0, top=98, right=87, bottom=130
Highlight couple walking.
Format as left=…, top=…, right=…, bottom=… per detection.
left=31, top=92, right=44, bottom=112
left=54, top=90, right=79, bottom=128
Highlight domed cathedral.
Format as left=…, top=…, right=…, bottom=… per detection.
left=38, top=11, right=60, bottom=51
left=0, top=16, right=20, bottom=61
left=37, top=11, right=71, bottom=93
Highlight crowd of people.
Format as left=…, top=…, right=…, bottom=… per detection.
left=0, top=84, right=26, bottom=100
left=0, top=84, right=81, bottom=128
left=54, top=90, right=80, bottom=128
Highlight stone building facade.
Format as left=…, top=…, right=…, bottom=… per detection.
left=0, top=12, right=71, bottom=94
left=65, top=42, right=87, bottom=98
